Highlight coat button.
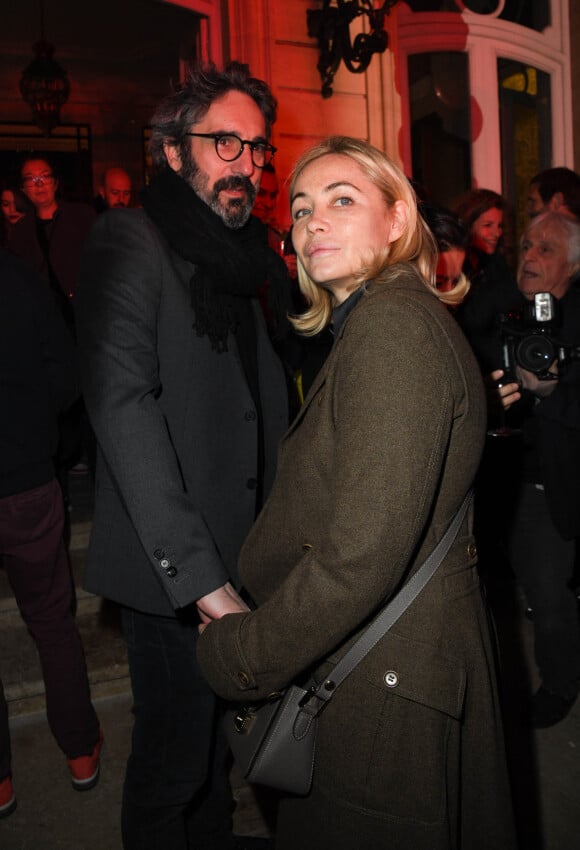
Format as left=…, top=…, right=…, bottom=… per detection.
left=160, top=558, right=170, bottom=569
left=244, top=410, right=257, bottom=421
left=237, top=671, right=250, bottom=687
left=384, top=671, right=399, bottom=688
left=166, top=566, right=177, bottom=578
left=246, top=478, right=257, bottom=490
left=153, top=549, right=165, bottom=560
left=467, top=543, right=477, bottom=558
left=302, top=543, right=313, bottom=551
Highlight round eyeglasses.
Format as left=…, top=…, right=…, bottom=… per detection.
left=21, top=173, right=55, bottom=187
left=184, top=133, right=276, bottom=168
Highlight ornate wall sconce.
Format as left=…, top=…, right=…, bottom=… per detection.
left=19, top=1, right=70, bottom=135
left=307, top=1, right=399, bottom=98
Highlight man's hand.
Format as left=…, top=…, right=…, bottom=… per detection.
left=197, top=582, right=250, bottom=633
left=489, top=369, right=521, bottom=411
left=515, top=363, right=559, bottom=398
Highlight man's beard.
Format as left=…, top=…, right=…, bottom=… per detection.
left=180, top=147, right=256, bottom=229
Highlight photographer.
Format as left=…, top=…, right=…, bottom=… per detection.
left=493, top=211, right=580, bottom=727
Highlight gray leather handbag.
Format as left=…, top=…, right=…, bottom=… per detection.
left=224, top=491, right=472, bottom=796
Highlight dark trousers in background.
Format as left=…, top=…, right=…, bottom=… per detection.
left=121, top=607, right=235, bottom=850
left=509, top=482, right=580, bottom=699
left=0, top=478, right=100, bottom=781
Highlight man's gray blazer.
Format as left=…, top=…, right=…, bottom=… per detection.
left=76, top=209, right=288, bottom=617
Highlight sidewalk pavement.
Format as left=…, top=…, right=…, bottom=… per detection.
left=2, top=693, right=272, bottom=850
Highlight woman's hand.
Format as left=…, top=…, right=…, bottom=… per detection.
left=196, top=582, right=250, bottom=634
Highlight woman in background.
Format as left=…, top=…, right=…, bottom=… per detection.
left=420, top=202, right=470, bottom=306
left=0, top=184, right=32, bottom=245
left=455, top=189, right=506, bottom=281
left=197, top=137, right=516, bottom=850
left=453, top=188, right=519, bottom=371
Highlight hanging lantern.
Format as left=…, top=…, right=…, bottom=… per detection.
left=19, top=3, right=70, bottom=135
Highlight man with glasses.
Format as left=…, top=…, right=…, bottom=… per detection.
left=76, top=62, right=289, bottom=850
left=9, top=156, right=96, bottom=497
left=8, top=156, right=95, bottom=327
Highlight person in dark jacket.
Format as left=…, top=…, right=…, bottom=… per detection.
left=8, top=155, right=98, bottom=482
left=0, top=249, right=101, bottom=819
left=493, top=211, right=580, bottom=727
left=453, top=188, right=520, bottom=372
left=8, top=156, right=95, bottom=326
left=76, top=62, right=288, bottom=850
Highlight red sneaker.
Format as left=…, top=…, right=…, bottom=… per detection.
left=67, top=729, right=104, bottom=791
left=0, top=776, right=16, bottom=818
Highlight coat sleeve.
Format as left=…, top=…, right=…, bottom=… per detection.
left=197, top=292, right=483, bottom=700
left=76, top=211, right=229, bottom=610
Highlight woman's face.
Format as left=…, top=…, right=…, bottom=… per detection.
left=436, top=247, right=465, bottom=292
left=1, top=190, right=24, bottom=226
left=470, top=206, right=503, bottom=255
left=290, top=154, right=406, bottom=304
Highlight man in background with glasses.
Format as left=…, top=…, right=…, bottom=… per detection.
left=8, top=156, right=95, bottom=330
left=9, top=156, right=96, bottom=500
left=76, top=62, right=290, bottom=850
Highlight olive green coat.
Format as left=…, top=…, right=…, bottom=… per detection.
left=198, top=265, right=517, bottom=850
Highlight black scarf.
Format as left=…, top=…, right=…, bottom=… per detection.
left=141, top=168, right=290, bottom=354
left=142, top=169, right=292, bottom=513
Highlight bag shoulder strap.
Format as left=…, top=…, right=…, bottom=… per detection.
left=305, top=490, right=472, bottom=714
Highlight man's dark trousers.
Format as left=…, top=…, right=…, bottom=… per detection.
left=0, top=478, right=99, bottom=780
left=121, top=607, right=235, bottom=850
left=510, top=482, right=580, bottom=699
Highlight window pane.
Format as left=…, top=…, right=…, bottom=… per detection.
left=408, top=52, right=471, bottom=207
left=498, top=59, right=552, bottom=240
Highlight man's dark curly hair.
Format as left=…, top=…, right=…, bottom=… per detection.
left=530, top=167, right=580, bottom=217
left=149, top=61, right=277, bottom=172
left=420, top=203, right=468, bottom=253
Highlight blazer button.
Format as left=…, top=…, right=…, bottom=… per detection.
left=246, top=478, right=257, bottom=490
left=244, top=410, right=257, bottom=421
left=153, top=549, right=165, bottom=560
left=384, top=671, right=399, bottom=688
left=237, top=671, right=250, bottom=687
left=160, top=558, right=170, bottom=569
left=302, top=543, right=313, bottom=551
left=166, top=566, right=177, bottom=578
left=467, top=543, right=477, bottom=558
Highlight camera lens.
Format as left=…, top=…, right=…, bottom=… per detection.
left=516, top=333, right=556, bottom=373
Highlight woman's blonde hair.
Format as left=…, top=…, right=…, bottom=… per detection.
left=289, top=136, right=455, bottom=335
left=440, top=272, right=471, bottom=307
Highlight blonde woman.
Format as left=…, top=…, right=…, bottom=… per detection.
left=198, top=137, right=516, bottom=849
